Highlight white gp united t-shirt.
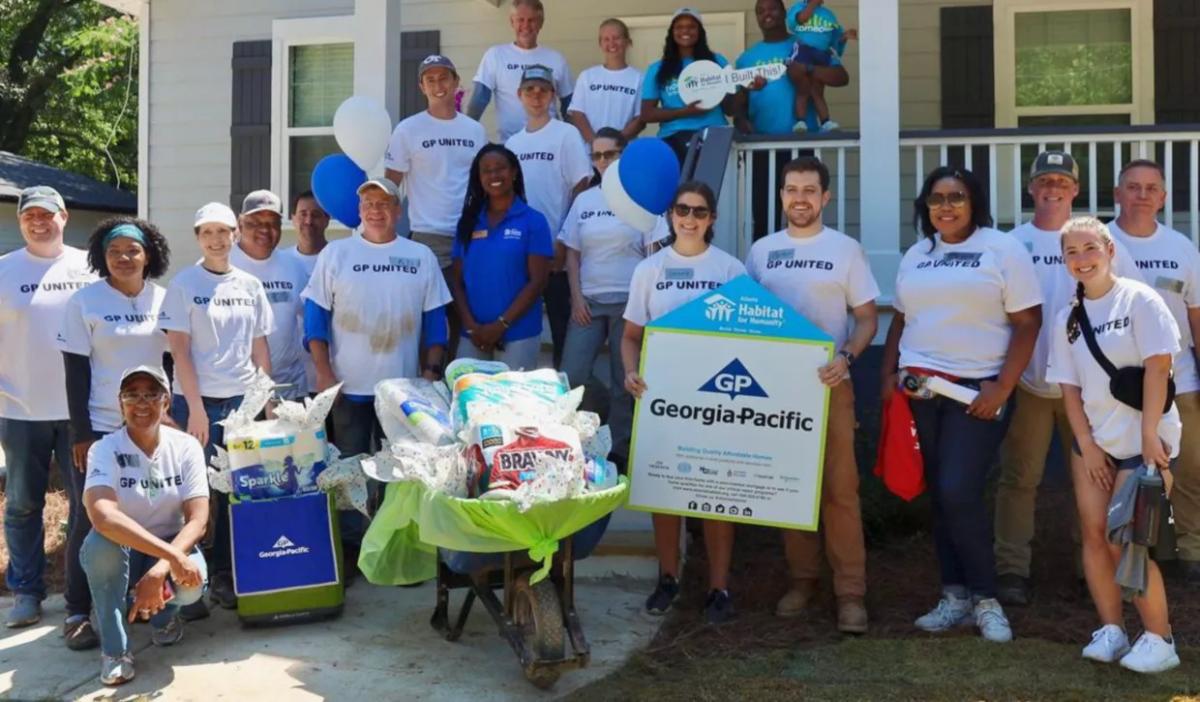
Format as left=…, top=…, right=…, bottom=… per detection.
left=1012, top=222, right=1144, bottom=398
left=158, top=264, right=274, bottom=399
left=1047, top=277, right=1182, bottom=460
left=624, top=245, right=747, bottom=327
left=384, top=111, right=487, bottom=236
left=230, top=247, right=309, bottom=398
left=1108, top=221, right=1200, bottom=394
left=506, top=120, right=592, bottom=233
left=558, top=186, right=657, bottom=297
left=895, top=227, right=1043, bottom=378
left=281, top=245, right=320, bottom=390
left=474, top=43, right=574, bottom=140
left=85, top=426, right=209, bottom=538
left=746, top=227, right=880, bottom=350
left=567, top=65, right=642, bottom=135
left=301, top=236, right=452, bottom=395
left=57, top=280, right=169, bottom=433
left=0, top=246, right=96, bottom=421
left=281, top=245, right=320, bottom=277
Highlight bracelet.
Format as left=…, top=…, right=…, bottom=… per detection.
left=838, top=349, right=855, bottom=366
left=498, top=315, right=511, bottom=329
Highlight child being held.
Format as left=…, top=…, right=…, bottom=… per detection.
left=786, top=0, right=855, bottom=134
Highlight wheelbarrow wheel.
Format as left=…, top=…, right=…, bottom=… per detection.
left=512, top=573, right=564, bottom=688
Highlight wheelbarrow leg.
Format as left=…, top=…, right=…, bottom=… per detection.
left=431, top=562, right=450, bottom=634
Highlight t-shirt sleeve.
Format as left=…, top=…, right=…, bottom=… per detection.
left=473, top=46, right=498, bottom=89
left=383, top=123, right=410, bottom=172
left=846, top=242, right=882, bottom=308
left=744, top=243, right=761, bottom=281
left=641, top=63, right=661, bottom=102
left=567, top=70, right=591, bottom=115
left=1045, top=309, right=1080, bottom=387
left=1133, top=288, right=1183, bottom=361
left=423, top=247, right=453, bottom=312
left=562, top=129, right=593, bottom=185
left=555, top=53, right=575, bottom=97
left=715, top=53, right=730, bottom=69
left=301, top=249, right=334, bottom=310
left=728, top=256, right=748, bottom=279
left=178, top=434, right=211, bottom=502
left=252, top=281, right=274, bottom=337
left=57, top=293, right=92, bottom=355
left=84, top=439, right=118, bottom=493
left=623, top=264, right=653, bottom=327
left=158, top=279, right=191, bottom=334
left=1184, top=245, right=1200, bottom=307
left=558, top=197, right=584, bottom=250
left=526, top=211, right=555, bottom=258
left=1112, top=238, right=1145, bottom=283
left=1000, top=240, right=1044, bottom=313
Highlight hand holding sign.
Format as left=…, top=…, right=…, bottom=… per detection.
left=677, top=60, right=788, bottom=110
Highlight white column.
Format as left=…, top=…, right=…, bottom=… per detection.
left=856, top=0, right=901, bottom=303
left=137, top=1, right=150, bottom=218
left=354, top=0, right=403, bottom=128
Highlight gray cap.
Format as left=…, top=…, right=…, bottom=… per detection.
left=418, top=54, right=457, bottom=79
left=519, top=64, right=555, bottom=89
left=1030, top=150, right=1079, bottom=182
left=241, top=189, right=283, bottom=216
left=17, top=186, right=66, bottom=214
left=119, top=365, right=170, bottom=394
left=356, top=178, right=400, bottom=201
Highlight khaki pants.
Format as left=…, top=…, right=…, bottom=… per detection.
left=783, top=381, right=866, bottom=598
left=1174, top=392, right=1200, bottom=560
left=993, top=386, right=1073, bottom=578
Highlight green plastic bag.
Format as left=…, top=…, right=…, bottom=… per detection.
left=359, top=478, right=629, bottom=585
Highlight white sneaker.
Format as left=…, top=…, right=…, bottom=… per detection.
left=1119, top=632, right=1180, bottom=674
left=819, top=119, right=840, bottom=133
left=1082, top=624, right=1130, bottom=663
left=973, top=598, right=1013, bottom=642
left=100, top=654, right=135, bottom=686
left=914, top=592, right=972, bottom=632
left=791, top=120, right=809, bottom=134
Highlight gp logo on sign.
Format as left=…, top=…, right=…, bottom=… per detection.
left=699, top=359, right=768, bottom=400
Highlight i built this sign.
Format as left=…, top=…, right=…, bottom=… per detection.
left=628, top=276, right=832, bottom=530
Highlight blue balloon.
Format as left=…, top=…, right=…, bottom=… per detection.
left=311, top=154, right=366, bottom=228
left=618, top=138, right=680, bottom=215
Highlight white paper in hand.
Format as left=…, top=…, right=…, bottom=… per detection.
left=677, top=60, right=788, bottom=110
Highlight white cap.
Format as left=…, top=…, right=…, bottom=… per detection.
left=672, top=7, right=703, bottom=23
left=119, top=365, right=170, bottom=394
left=194, top=202, right=238, bottom=229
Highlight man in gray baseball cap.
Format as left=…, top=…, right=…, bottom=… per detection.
left=18, top=185, right=67, bottom=214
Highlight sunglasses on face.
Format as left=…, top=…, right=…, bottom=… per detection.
left=672, top=204, right=712, bottom=219
left=925, top=191, right=970, bottom=209
left=591, top=149, right=622, bottom=162
left=119, top=391, right=166, bottom=405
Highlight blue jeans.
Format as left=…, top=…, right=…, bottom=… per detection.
left=330, top=397, right=384, bottom=546
left=170, top=394, right=242, bottom=573
left=909, top=392, right=1014, bottom=599
left=560, top=298, right=633, bottom=459
left=79, top=530, right=206, bottom=658
left=1, top=418, right=91, bottom=613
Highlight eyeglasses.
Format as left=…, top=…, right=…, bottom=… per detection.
left=119, top=391, right=166, bottom=405
left=925, top=191, right=970, bottom=209
left=591, top=149, right=622, bottom=162
left=672, top=204, right=712, bottom=220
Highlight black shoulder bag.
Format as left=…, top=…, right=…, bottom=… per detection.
left=1071, top=299, right=1175, bottom=413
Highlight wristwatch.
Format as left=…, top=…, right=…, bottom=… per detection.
left=498, top=315, right=511, bottom=329
left=838, top=349, right=856, bottom=366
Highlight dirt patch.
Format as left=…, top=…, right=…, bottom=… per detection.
left=0, top=490, right=70, bottom=595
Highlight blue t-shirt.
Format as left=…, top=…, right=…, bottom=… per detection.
left=452, top=198, right=554, bottom=342
left=787, top=3, right=845, bottom=55
left=641, top=54, right=730, bottom=139
left=735, top=40, right=828, bottom=134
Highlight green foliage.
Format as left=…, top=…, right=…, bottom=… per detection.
left=0, top=1, right=138, bottom=189
left=1016, top=43, right=1133, bottom=108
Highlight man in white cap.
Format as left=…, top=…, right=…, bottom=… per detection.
left=386, top=54, right=485, bottom=356
left=302, top=178, right=451, bottom=576
left=0, top=186, right=97, bottom=632
left=230, top=189, right=310, bottom=399
left=467, top=0, right=573, bottom=140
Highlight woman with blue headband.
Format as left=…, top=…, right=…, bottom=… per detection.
left=57, top=217, right=173, bottom=647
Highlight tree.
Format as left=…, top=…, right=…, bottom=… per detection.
left=0, top=0, right=138, bottom=189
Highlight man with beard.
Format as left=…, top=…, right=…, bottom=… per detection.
left=745, top=156, right=878, bottom=632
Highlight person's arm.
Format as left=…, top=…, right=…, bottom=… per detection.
left=621, top=321, right=647, bottom=397
left=1189, top=306, right=1200, bottom=370
left=879, top=311, right=905, bottom=403
left=1059, top=383, right=1114, bottom=491
left=732, top=88, right=753, bottom=134
left=251, top=336, right=271, bottom=377
left=967, top=305, right=1040, bottom=419
left=420, top=305, right=448, bottom=381
left=85, top=488, right=207, bottom=586
left=166, top=330, right=208, bottom=446
left=559, top=94, right=573, bottom=118
left=303, top=299, right=337, bottom=393
left=638, top=97, right=704, bottom=125
left=63, top=351, right=95, bottom=470
left=1141, top=353, right=1173, bottom=470
left=466, top=82, right=492, bottom=121
left=795, top=0, right=823, bottom=26
left=566, top=247, right=590, bottom=326
left=817, top=301, right=877, bottom=386
left=384, top=169, right=406, bottom=188
left=567, top=110, right=596, bottom=145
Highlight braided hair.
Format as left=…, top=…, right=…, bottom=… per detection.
left=456, top=143, right=527, bottom=249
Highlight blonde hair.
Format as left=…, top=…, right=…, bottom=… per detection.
left=1059, top=215, right=1114, bottom=250
left=599, top=18, right=632, bottom=42
left=511, top=0, right=544, bottom=15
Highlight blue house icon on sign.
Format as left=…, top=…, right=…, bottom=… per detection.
left=699, top=359, right=769, bottom=400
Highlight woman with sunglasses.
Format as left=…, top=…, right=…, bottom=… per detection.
left=80, top=366, right=208, bottom=686
left=622, top=181, right=746, bottom=624
left=56, top=218, right=173, bottom=649
left=880, top=166, right=1041, bottom=643
left=559, top=128, right=657, bottom=469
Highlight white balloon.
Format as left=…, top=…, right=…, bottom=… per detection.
left=333, top=96, right=393, bottom=172
left=602, top=159, right=657, bottom=233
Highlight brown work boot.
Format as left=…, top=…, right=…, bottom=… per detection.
left=837, top=598, right=869, bottom=634
left=775, top=579, right=818, bottom=618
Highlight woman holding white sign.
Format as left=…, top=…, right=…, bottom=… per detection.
left=880, top=166, right=1042, bottom=644
left=622, top=181, right=746, bottom=625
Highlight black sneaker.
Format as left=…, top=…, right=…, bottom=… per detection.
left=644, top=574, right=680, bottom=616
left=179, top=599, right=210, bottom=622
left=63, top=615, right=99, bottom=651
left=703, top=589, right=734, bottom=625
left=209, top=571, right=238, bottom=610
left=995, top=573, right=1030, bottom=606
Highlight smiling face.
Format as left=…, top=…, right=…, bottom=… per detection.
left=590, top=136, right=621, bottom=177
left=18, top=207, right=68, bottom=248
left=238, top=211, right=282, bottom=260
left=518, top=80, right=553, bottom=117
left=670, top=190, right=715, bottom=243
left=358, top=188, right=400, bottom=237
left=927, top=177, right=974, bottom=240
left=119, top=374, right=169, bottom=432
left=510, top=4, right=543, bottom=47
left=420, top=66, right=458, bottom=109
left=1029, top=174, right=1078, bottom=217
left=195, top=223, right=235, bottom=261
left=755, top=0, right=785, bottom=33
left=105, top=237, right=147, bottom=283
left=1062, top=225, right=1115, bottom=286
left=291, top=196, right=329, bottom=241
left=671, top=15, right=701, bottom=50
left=1115, top=165, right=1167, bottom=220
left=598, top=23, right=630, bottom=59
left=479, top=151, right=516, bottom=199
left=781, top=169, right=830, bottom=230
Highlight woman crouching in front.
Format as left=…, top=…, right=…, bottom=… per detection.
left=80, top=366, right=209, bottom=686
left=1048, top=216, right=1180, bottom=673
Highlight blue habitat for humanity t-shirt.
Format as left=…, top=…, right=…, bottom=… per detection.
left=736, top=40, right=837, bottom=134
left=787, top=2, right=845, bottom=54
left=452, top=198, right=554, bottom=342
left=641, top=54, right=730, bottom=139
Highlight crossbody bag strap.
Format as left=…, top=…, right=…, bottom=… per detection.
left=1072, top=300, right=1120, bottom=379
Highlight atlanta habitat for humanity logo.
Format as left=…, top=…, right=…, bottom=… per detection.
left=699, top=359, right=768, bottom=400
left=704, top=293, right=736, bottom=322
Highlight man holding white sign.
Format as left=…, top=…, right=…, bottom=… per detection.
left=746, top=156, right=878, bottom=633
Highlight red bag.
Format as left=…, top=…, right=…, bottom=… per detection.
left=873, top=389, right=925, bottom=501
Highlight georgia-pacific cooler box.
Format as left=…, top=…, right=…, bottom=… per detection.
left=229, top=491, right=344, bottom=625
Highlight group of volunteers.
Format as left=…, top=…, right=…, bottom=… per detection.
left=0, top=0, right=1190, bottom=689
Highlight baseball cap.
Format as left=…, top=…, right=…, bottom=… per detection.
left=194, top=202, right=238, bottom=229
left=519, top=64, right=555, bottom=89
left=119, top=365, right=170, bottom=394
left=17, top=186, right=66, bottom=214
left=356, top=178, right=400, bottom=201
left=672, top=7, right=703, bottom=24
left=1030, top=150, right=1079, bottom=182
left=241, top=189, right=283, bottom=217
left=418, top=54, right=457, bottom=79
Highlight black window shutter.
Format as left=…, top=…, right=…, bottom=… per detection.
left=1155, top=0, right=1200, bottom=124
left=940, top=6, right=995, bottom=129
left=400, top=31, right=442, bottom=120
left=230, top=40, right=272, bottom=212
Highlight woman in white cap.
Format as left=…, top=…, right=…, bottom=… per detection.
left=57, top=217, right=173, bottom=648
left=80, top=365, right=209, bottom=686
left=158, top=202, right=273, bottom=609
